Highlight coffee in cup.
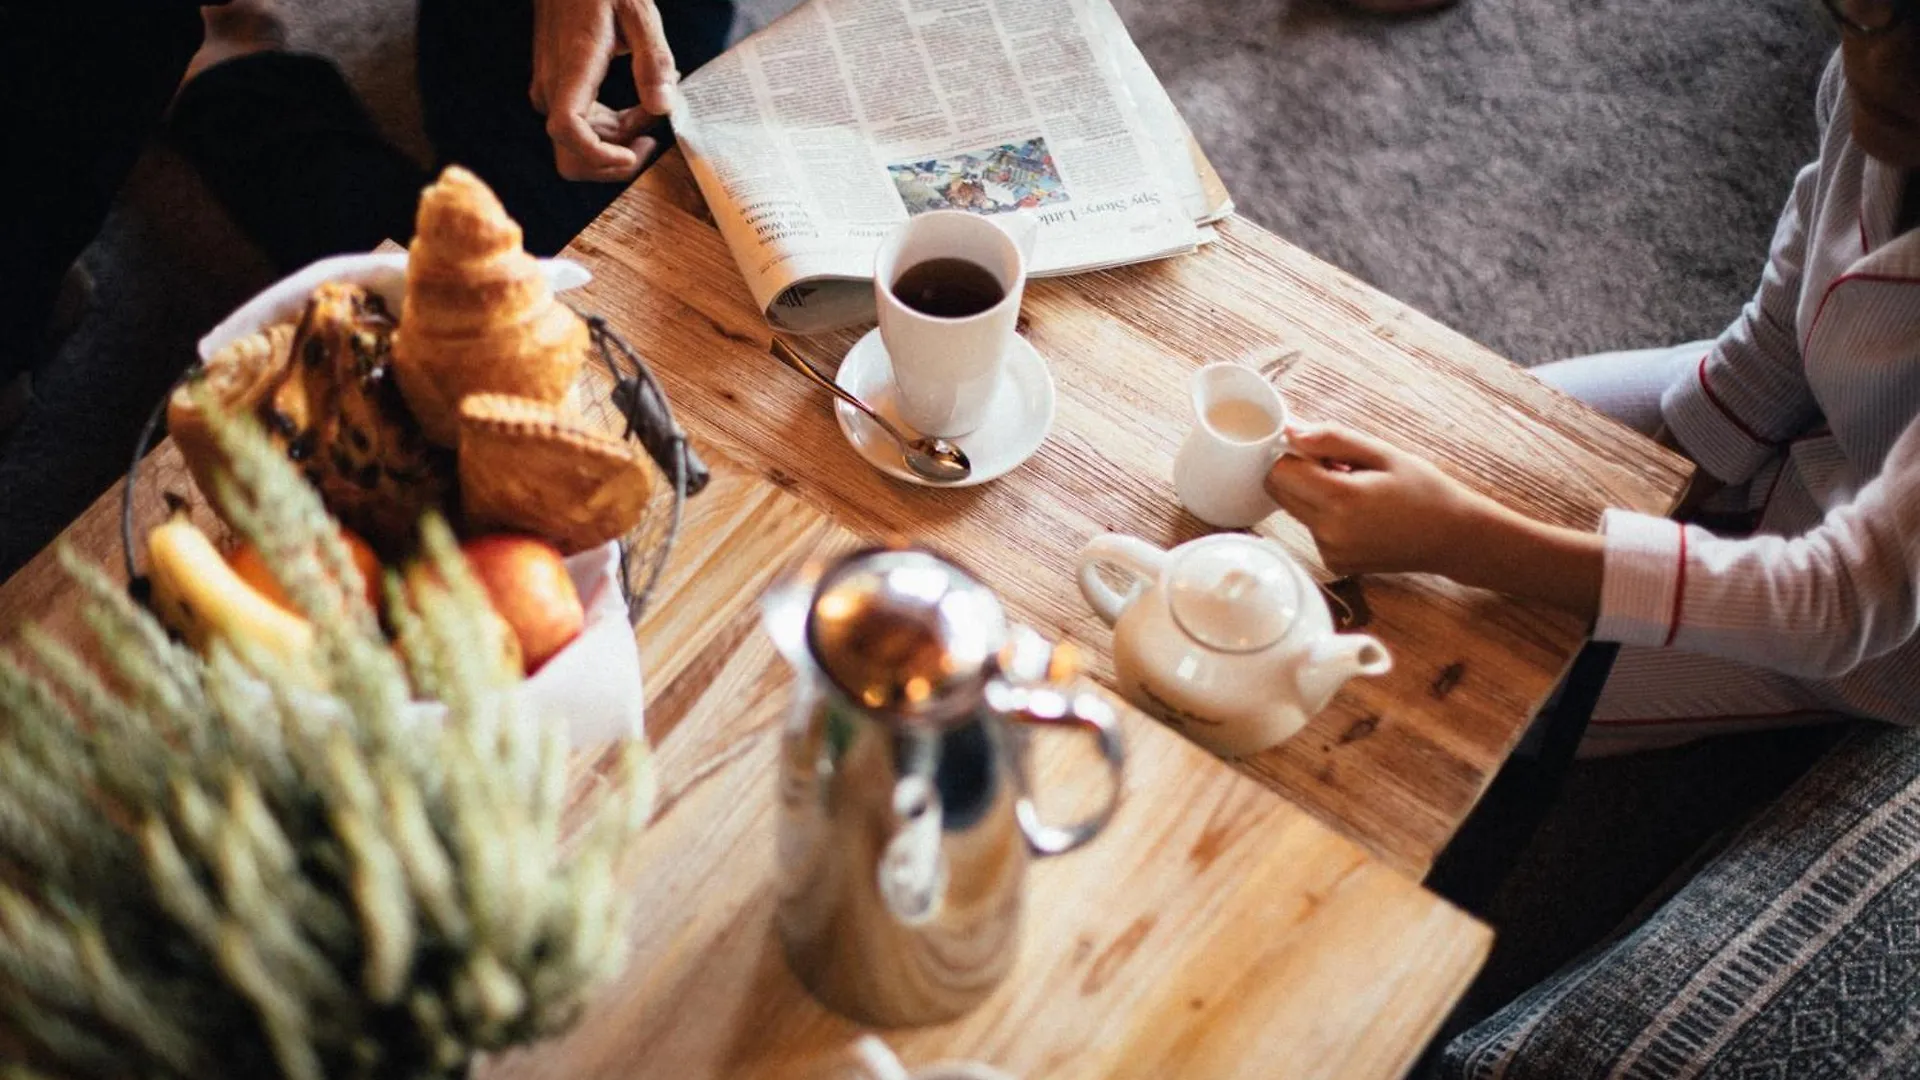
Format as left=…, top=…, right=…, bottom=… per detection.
left=1202, top=396, right=1281, bottom=443
left=891, top=257, right=1007, bottom=318
left=873, top=211, right=1032, bottom=437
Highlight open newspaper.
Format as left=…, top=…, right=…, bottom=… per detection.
left=672, top=0, right=1233, bottom=333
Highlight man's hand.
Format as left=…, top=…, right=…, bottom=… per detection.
left=1265, top=422, right=1606, bottom=621
left=530, top=0, right=680, bottom=182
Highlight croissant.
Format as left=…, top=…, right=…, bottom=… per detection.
left=393, top=166, right=589, bottom=447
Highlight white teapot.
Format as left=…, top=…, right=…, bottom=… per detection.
left=1077, top=533, right=1391, bottom=758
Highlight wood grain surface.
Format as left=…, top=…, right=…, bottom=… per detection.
left=560, top=153, right=1694, bottom=876
left=0, top=442, right=214, bottom=649
left=0, top=423, right=1492, bottom=1080
left=0, top=148, right=1689, bottom=1077
left=480, top=461, right=1490, bottom=1080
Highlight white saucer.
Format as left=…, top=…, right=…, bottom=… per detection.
left=834, top=329, right=1055, bottom=488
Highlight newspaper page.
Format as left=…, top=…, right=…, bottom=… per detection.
left=1087, top=0, right=1234, bottom=227
left=673, top=0, right=1216, bottom=332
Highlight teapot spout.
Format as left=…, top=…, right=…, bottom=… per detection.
left=1298, top=634, right=1392, bottom=715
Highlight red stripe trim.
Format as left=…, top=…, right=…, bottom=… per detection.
left=1592, top=708, right=1836, bottom=729
left=1758, top=460, right=1787, bottom=517
left=1695, top=354, right=1772, bottom=446
left=1743, top=423, right=1832, bottom=527
left=1748, top=425, right=1832, bottom=524
left=1662, top=523, right=1688, bottom=648
left=1802, top=271, right=1920, bottom=355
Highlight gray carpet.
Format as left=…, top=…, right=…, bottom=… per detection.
left=1116, top=0, right=1834, bottom=364
left=0, top=0, right=1835, bottom=578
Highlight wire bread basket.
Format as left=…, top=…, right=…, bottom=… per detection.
left=120, top=300, right=708, bottom=631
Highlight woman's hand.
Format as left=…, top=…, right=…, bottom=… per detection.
left=1263, top=423, right=1496, bottom=578
left=1264, top=422, right=1607, bottom=620
left=531, top=0, right=679, bottom=182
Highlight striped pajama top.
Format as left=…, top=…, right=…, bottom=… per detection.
left=1595, top=56, right=1920, bottom=726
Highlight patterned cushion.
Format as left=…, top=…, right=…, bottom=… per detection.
left=1441, top=724, right=1920, bottom=1079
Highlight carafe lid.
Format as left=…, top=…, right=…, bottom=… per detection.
left=1166, top=537, right=1299, bottom=653
left=806, top=547, right=1008, bottom=721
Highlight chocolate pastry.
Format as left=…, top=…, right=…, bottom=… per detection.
left=271, top=282, right=453, bottom=551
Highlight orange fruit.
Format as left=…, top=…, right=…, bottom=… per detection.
left=458, top=533, right=585, bottom=675
left=228, top=527, right=382, bottom=615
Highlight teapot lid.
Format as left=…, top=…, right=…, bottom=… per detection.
left=806, top=547, right=1008, bottom=721
left=1166, top=536, right=1300, bottom=653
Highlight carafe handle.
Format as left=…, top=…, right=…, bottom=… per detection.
left=996, top=682, right=1126, bottom=857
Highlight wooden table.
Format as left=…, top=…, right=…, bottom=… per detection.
left=0, top=419, right=1491, bottom=1080
left=573, top=154, right=1693, bottom=878
left=0, top=152, right=1689, bottom=1080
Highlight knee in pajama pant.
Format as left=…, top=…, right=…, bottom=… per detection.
left=1578, top=648, right=1849, bottom=756
left=1531, top=341, right=1708, bottom=437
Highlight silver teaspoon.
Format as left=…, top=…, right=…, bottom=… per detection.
left=769, top=338, right=973, bottom=484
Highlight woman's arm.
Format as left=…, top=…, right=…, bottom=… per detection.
left=1660, top=163, right=1824, bottom=485
left=531, top=0, right=681, bottom=181
left=1267, top=420, right=1920, bottom=679
left=1261, top=424, right=1607, bottom=620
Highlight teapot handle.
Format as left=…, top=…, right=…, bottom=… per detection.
left=1000, top=684, right=1126, bottom=857
left=1077, top=534, right=1168, bottom=626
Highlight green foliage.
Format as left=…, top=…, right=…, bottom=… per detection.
left=0, top=405, right=653, bottom=1079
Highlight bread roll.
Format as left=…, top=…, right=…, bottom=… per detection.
left=170, top=323, right=297, bottom=510
left=170, top=285, right=453, bottom=553
left=456, top=393, right=653, bottom=554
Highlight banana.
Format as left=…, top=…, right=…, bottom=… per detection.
left=146, top=515, right=320, bottom=684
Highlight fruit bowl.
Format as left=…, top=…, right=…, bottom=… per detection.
left=119, top=251, right=708, bottom=746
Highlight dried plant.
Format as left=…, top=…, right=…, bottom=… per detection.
left=0, top=403, right=654, bottom=1079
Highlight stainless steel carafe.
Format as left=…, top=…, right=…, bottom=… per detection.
left=762, top=546, right=1125, bottom=1027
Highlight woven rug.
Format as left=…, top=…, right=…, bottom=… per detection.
left=1444, top=724, right=1920, bottom=1078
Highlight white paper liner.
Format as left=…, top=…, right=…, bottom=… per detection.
left=198, top=251, right=592, bottom=361
left=520, top=541, right=645, bottom=746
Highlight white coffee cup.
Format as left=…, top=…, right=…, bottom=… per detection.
left=874, top=211, right=1031, bottom=437
left=1171, top=363, right=1292, bottom=528
left=825, top=1036, right=1018, bottom=1080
